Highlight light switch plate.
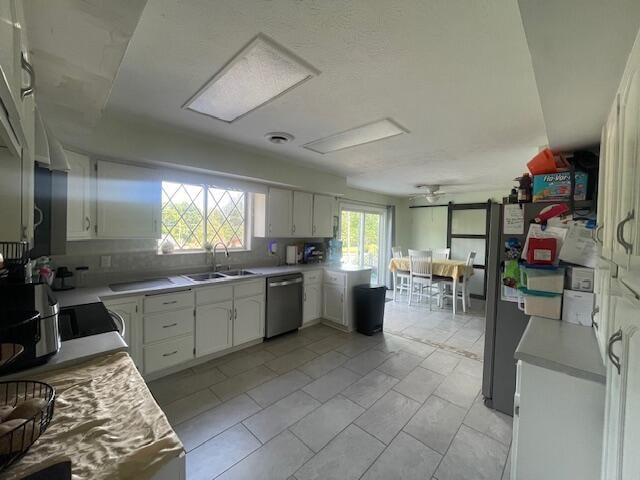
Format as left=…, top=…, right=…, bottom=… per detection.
left=100, top=255, right=112, bottom=268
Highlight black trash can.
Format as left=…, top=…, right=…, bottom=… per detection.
left=354, top=284, right=387, bottom=335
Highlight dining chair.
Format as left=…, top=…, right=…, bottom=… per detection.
left=408, top=249, right=435, bottom=309
left=433, top=248, right=451, bottom=260
left=392, top=246, right=410, bottom=301
left=438, top=251, right=476, bottom=313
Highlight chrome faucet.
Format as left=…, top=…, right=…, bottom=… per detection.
left=208, top=242, right=229, bottom=271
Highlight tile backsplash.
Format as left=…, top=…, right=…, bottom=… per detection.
left=49, top=237, right=326, bottom=287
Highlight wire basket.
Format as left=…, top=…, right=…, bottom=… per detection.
left=0, top=381, right=56, bottom=472
left=0, top=242, right=30, bottom=283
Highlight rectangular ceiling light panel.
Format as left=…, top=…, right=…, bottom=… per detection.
left=184, top=34, right=319, bottom=122
left=303, top=118, right=408, bottom=154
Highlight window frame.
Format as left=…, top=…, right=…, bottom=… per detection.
left=159, top=180, right=251, bottom=254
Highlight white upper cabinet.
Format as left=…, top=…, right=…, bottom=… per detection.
left=292, top=191, right=313, bottom=237
left=66, top=150, right=94, bottom=240
left=255, top=189, right=335, bottom=239
left=0, top=148, right=24, bottom=241
left=601, top=293, right=640, bottom=480
left=613, top=70, right=639, bottom=268
left=267, top=187, right=293, bottom=237
left=96, top=160, right=161, bottom=239
left=312, top=194, right=334, bottom=237
left=0, top=0, right=26, bottom=158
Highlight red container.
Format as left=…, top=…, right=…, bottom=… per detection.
left=527, top=148, right=557, bottom=175
left=527, top=237, right=557, bottom=265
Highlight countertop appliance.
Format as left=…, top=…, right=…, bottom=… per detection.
left=52, top=266, right=74, bottom=291
left=483, top=201, right=576, bottom=415
left=0, top=282, right=60, bottom=373
left=265, top=273, right=303, bottom=338
left=286, top=245, right=299, bottom=265
left=58, top=302, right=120, bottom=341
left=303, top=242, right=324, bottom=264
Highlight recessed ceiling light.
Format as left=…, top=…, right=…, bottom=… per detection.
left=265, top=132, right=294, bottom=144
left=303, top=118, right=408, bottom=154
left=183, top=34, right=320, bottom=123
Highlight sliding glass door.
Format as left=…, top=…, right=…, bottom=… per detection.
left=340, top=205, right=386, bottom=284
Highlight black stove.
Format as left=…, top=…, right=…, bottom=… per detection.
left=58, top=302, right=117, bottom=341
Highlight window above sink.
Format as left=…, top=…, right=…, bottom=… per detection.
left=160, top=181, right=250, bottom=254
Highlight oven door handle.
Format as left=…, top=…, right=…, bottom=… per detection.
left=107, top=309, right=125, bottom=339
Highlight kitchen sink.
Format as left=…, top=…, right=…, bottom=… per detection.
left=221, top=269, right=257, bottom=277
left=185, top=272, right=227, bottom=282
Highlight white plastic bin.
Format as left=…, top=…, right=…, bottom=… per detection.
left=520, top=291, right=563, bottom=319
left=520, top=267, right=565, bottom=294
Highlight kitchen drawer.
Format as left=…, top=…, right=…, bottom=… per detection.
left=324, top=270, right=346, bottom=287
left=144, top=335, right=194, bottom=374
left=234, top=279, right=265, bottom=299
left=196, top=284, right=233, bottom=306
left=303, top=270, right=323, bottom=285
left=144, top=308, right=194, bottom=344
left=144, top=290, right=194, bottom=314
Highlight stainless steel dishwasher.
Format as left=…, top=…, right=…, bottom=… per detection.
left=265, top=273, right=303, bottom=338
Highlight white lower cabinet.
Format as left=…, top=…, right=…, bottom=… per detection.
left=601, top=294, right=640, bottom=480
left=303, top=284, right=322, bottom=324
left=323, top=284, right=345, bottom=325
left=144, top=335, right=194, bottom=375
left=512, top=360, right=605, bottom=480
left=195, top=280, right=265, bottom=354
left=103, top=297, right=143, bottom=370
left=195, top=300, right=232, bottom=357
left=143, top=308, right=194, bottom=344
left=303, top=269, right=323, bottom=324
left=233, top=295, right=264, bottom=346
left=142, top=290, right=195, bottom=374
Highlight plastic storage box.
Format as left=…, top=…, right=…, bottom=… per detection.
left=520, top=289, right=563, bottom=320
left=521, top=267, right=565, bottom=294
left=532, top=171, right=588, bottom=202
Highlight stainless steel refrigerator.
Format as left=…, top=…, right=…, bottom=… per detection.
left=482, top=202, right=555, bottom=416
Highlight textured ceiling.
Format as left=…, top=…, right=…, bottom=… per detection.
left=23, top=0, right=147, bottom=141
left=28, top=1, right=637, bottom=196
left=518, top=0, right=640, bottom=151
left=102, top=0, right=548, bottom=195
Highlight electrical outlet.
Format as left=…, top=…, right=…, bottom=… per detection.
left=100, top=255, right=112, bottom=268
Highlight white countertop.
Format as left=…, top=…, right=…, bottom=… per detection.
left=0, top=332, right=127, bottom=380
left=55, top=263, right=371, bottom=307
left=514, top=316, right=606, bottom=384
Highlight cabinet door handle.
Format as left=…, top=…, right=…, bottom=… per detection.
left=162, top=322, right=178, bottom=329
left=34, top=205, right=43, bottom=229
left=234, top=308, right=238, bottom=320
left=20, top=52, right=35, bottom=98
left=162, top=300, right=178, bottom=305
left=340, top=293, right=344, bottom=303
left=304, top=291, right=307, bottom=302
left=292, top=224, right=296, bottom=234
left=592, top=307, right=599, bottom=329
left=162, top=350, right=178, bottom=357
left=85, top=216, right=91, bottom=231
left=607, top=329, right=623, bottom=375
left=615, top=210, right=634, bottom=254
left=229, top=309, right=233, bottom=321
left=312, top=225, right=316, bottom=235
left=595, top=225, right=604, bottom=245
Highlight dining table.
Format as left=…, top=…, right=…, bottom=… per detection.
left=388, top=257, right=474, bottom=315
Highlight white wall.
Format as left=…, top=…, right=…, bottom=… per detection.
left=406, top=189, right=505, bottom=250
left=51, top=112, right=410, bottom=277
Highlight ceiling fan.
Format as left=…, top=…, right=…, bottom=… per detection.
left=410, top=184, right=446, bottom=203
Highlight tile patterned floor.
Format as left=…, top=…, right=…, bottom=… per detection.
left=147, top=299, right=513, bottom=480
